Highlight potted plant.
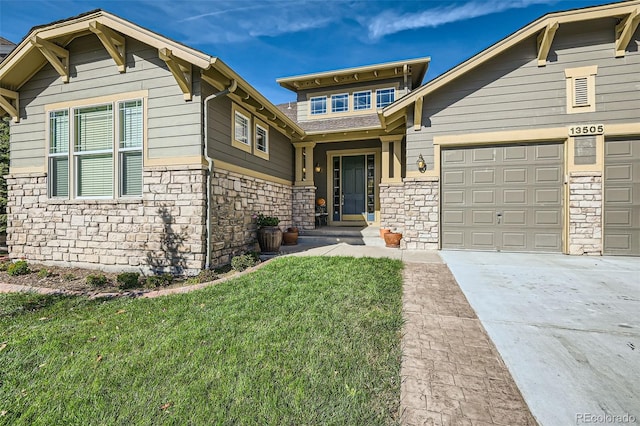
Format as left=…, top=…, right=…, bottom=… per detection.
left=383, top=231, right=402, bottom=248
left=254, top=213, right=282, bottom=253
left=283, top=227, right=299, bottom=245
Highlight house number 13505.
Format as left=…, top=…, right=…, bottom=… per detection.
left=568, top=124, right=604, bottom=137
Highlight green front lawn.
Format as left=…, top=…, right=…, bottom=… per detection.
left=0, top=256, right=404, bottom=425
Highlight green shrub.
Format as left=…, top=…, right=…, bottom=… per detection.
left=7, top=260, right=30, bottom=276
left=231, top=254, right=259, bottom=272
left=117, top=272, right=140, bottom=290
left=0, top=260, right=10, bottom=271
left=62, top=273, right=76, bottom=281
left=86, top=274, right=108, bottom=288
left=37, top=268, right=53, bottom=278
left=144, top=273, right=173, bottom=289
left=195, top=269, right=218, bottom=283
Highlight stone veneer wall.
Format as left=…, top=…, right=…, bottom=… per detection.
left=380, top=178, right=439, bottom=250
left=402, top=177, right=439, bottom=250
left=292, top=185, right=316, bottom=231
left=7, top=165, right=207, bottom=274
left=210, top=168, right=292, bottom=266
left=568, top=172, right=602, bottom=255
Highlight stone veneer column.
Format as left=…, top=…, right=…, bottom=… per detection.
left=402, top=177, right=439, bottom=250
left=568, top=171, right=602, bottom=255
left=209, top=168, right=293, bottom=266
left=6, top=165, right=207, bottom=275
left=292, top=186, right=316, bottom=231
left=379, top=182, right=405, bottom=233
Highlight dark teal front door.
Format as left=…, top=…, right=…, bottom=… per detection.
left=342, top=155, right=365, bottom=220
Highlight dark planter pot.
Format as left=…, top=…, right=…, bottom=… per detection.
left=257, top=226, right=283, bottom=253
left=283, top=227, right=299, bottom=245
left=383, top=232, right=402, bottom=248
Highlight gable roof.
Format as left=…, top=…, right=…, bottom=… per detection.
left=381, top=0, right=640, bottom=120
left=0, top=9, right=304, bottom=138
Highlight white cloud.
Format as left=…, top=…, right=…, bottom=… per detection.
left=367, top=0, right=556, bottom=40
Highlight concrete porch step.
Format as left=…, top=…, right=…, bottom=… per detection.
left=297, top=226, right=386, bottom=247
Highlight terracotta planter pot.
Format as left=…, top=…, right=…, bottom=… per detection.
left=380, top=228, right=391, bottom=238
left=383, top=232, right=402, bottom=248
left=257, top=226, right=283, bottom=252
left=283, top=230, right=299, bottom=245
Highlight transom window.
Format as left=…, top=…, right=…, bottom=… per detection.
left=310, top=96, right=327, bottom=115
left=48, top=98, right=143, bottom=199
left=376, top=88, right=395, bottom=108
left=331, top=93, right=349, bottom=113
left=353, top=91, right=371, bottom=110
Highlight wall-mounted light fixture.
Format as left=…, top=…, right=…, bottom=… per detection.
left=416, top=154, right=427, bottom=173
left=314, top=162, right=322, bottom=173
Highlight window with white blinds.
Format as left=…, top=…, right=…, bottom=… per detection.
left=47, top=98, right=143, bottom=199
left=49, top=110, right=69, bottom=197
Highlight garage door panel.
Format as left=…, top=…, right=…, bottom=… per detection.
left=503, top=210, right=526, bottom=225
left=604, top=138, right=640, bottom=255
left=536, top=167, right=561, bottom=183
left=502, top=232, right=526, bottom=249
left=443, top=190, right=465, bottom=205
left=473, top=169, right=495, bottom=184
left=442, top=143, right=563, bottom=252
left=443, top=170, right=465, bottom=185
left=504, top=168, right=527, bottom=183
left=472, top=210, right=495, bottom=225
left=472, top=147, right=496, bottom=163
left=472, top=190, right=495, bottom=204
left=536, top=144, right=562, bottom=160
left=442, top=149, right=465, bottom=164
left=504, top=189, right=526, bottom=204
left=443, top=210, right=464, bottom=225
left=504, top=146, right=527, bottom=161
left=534, top=233, right=561, bottom=250
left=605, top=164, right=632, bottom=181
left=472, top=232, right=494, bottom=247
left=535, top=210, right=560, bottom=226
left=535, top=188, right=561, bottom=204
left=604, top=209, right=631, bottom=226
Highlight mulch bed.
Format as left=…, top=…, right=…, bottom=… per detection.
left=0, top=258, right=238, bottom=297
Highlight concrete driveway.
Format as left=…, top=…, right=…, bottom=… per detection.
left=440, top=251, right=639, bottom=426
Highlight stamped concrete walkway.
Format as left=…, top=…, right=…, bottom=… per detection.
left=401, top=261, right=536, bottom=425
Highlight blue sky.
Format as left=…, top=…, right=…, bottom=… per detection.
left=1, top=0, right=607, bottom=105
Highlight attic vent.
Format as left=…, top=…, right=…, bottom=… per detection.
left=574, top=77, right=589, bottom=106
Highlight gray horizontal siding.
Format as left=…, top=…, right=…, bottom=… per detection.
left=408, top=19, right=640, bottom=173
left=205, top=89, right=294, bottom=182
left=10, top=35, right=202, bottom=169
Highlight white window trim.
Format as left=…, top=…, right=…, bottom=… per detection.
left=353, top=90, right=372, bottom=111
left=232, top=103, right=252, bottom=153
left=565, top=65, right=597, bottom=114
left=310, top=96, right=327, bottom=115
left=330, top=93, right=349, bottom=113
left=254, top=119, right=269, bottom=160
left=46, top=96, right=145, bottom=200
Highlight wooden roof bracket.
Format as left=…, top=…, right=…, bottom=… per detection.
left=30, top=36, right=70, bottom=83
left=615, top=9, right=640, bottom=57
left=0, top=88, right=19, bottom=123
left=159, top=47, right=192, bottom=101
left=89, top=21, right=126, bottom=73
left=537, top=21, right=559, bottom=67
left=413, top=96, right=423, bottom=131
